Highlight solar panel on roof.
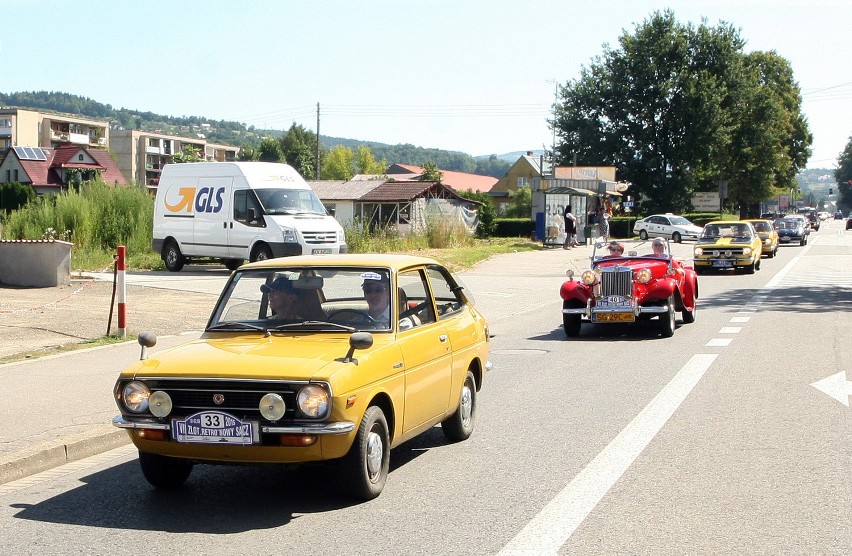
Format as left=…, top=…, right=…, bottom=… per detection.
left=12, top=146, right=47, bottom=160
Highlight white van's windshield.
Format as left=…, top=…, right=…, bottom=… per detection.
left=256, top=188, right=328, bottom=216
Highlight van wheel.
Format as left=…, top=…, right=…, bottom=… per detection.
left=250, top=244, right=273, bottom=263
left=162, top=241, right=185, bottom=272
left=223, top=258, right=242, bottom=271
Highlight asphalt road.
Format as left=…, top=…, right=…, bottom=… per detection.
left=0, top=222, right=849, bottom=554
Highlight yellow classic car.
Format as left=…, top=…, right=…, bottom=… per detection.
left=744, top=218, right=779, bottom=258
left=693, top=220, right=763, bottom=274
left=113, top=254, right=491, bottom=500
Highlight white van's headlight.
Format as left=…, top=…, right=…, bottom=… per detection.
left=281, top=226, right=297, bottom=243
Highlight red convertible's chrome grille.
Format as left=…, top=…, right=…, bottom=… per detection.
left=600, top=269, right=633, bottom=297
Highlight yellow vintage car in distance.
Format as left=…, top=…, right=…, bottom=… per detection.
left=693, top=220, right=763, bottom=274
left=744, top=218, right=779, bottom=258
left=113, top=254, right=491, bottom=500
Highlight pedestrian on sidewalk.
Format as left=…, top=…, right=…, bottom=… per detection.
left=562, top=205, right=579, bottom=249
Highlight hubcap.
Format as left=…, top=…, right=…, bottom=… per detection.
left=365, top=430, right=383, bottom=479
left=459, top=384, right=473, bottom=426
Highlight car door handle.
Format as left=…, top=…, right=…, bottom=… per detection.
left=439, top=334, right=448, bottom=342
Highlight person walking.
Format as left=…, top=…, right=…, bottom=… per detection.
left=562, top=205, right=579, bottom=249
left=598, top=199, right=613, bottom=242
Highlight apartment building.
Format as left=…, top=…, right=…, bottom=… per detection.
left=0, top=108, right=109, bottom=153
left=110, top=129, right=239, bottom=189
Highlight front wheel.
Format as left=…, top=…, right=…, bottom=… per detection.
left=162, top=241, right=185, bottom=272
left=659, top=295, right=676, bottom=337
left=250, top=243, right=273, bottom=263
left=639, top=230, right=649, bottom=240
left=138, top=451, right=193, bottom=488
left=341, top=406, right=389, bottom=500
left=745, top=262, right=755, bottom=274
left=441, top=371, right=477, bottom=442
left=681, top=302, right=696, bottom=324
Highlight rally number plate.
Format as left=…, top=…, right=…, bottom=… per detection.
left=172, top=411, right=258, bottom=445
left=312, top=248, right=333, bottom=254
left=712, top=259, right=732, bottom=267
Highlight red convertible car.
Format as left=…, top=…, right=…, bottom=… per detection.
left=559, top=239, right=699, bottom=338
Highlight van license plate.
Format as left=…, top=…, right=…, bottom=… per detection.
left=312, top=248, right=332, bottom=254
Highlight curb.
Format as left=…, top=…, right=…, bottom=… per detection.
left=0, top=426, right=130, bottom=485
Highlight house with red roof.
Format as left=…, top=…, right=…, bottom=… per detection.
left=0, top=145, right=127, bottom=195
left=385, top=163, right=497, bottom=194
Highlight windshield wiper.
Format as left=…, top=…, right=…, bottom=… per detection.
left=208, top=321, right=267, bottom=332
left=267, top=321, right=357, bottom=332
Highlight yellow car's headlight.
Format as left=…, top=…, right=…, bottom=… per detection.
left=694, top=247, right=704, bottom=256
left=297, top=385, right=330, bottom=418
left=122, top=381, right=151, bottom=413
left=636, top=268, right=652, bottom=284
left=742, top=247, right=752, bottom=256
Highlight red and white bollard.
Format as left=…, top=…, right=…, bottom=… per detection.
left=116, top=245, right=127, bottom=338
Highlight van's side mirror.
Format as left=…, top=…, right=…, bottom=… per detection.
left=247, top=207, right=257, bottom=223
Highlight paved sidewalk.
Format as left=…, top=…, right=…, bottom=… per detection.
left=0, top=245, right=599, bottom=485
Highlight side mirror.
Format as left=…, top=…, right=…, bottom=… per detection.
left=339, top=332, right=374, bottom=364
left=248, top=207, right=257, bottom=223
left=138, top=331, right=157, bottom=360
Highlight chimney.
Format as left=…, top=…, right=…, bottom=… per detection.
left=526, top=151, right=533, bottom=156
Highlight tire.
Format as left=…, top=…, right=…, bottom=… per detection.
left=162, top=241, right=185, bottom=272
left=755, top=257, right=761, bottom=271
left=800, top=238, right=806, bottom=246
left=138, top=451, right=193, bottom=488
left=659, top=295, right=676, bottom=337
left=639, top=229, right=648, bottom=240
left=745, top=262, right=755, bottom=274
left=341, top=406, right=389, bottom=500
left=250, top=243, right=273, bottom=263
left=681, top=301, right=696, bottom=324
left=563, top=314, right=581, bottom=337
left=224, top=258, right=243, bottom=271
left=442, top=371, right=477, bottom=442
left=672, top=232, right=682, bottom=243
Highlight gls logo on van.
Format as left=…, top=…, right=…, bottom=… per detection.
left=164, top=186, right=225, bottom=215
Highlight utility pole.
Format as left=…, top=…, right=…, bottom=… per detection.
left=316, top=102, right=321, bottom=180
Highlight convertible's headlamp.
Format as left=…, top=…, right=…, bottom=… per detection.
left=580, top=270, right=597, bottom=286
left=297, top=385, right=330, bottom=418
left=122, top=381, right=151, bottom=413
left=636, top=268, right=652, bottom=284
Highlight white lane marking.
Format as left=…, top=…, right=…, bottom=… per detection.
left=730, top=316, right=750, bottom=323
left=764, top=244, right=811, bottom=288
left=719, top=327, right=742, bottom=334
left=737, top=308, right=756, bottom=314
left=706, top=338, right=733, bottom=347
left=498, top=354, right=718, bottom=555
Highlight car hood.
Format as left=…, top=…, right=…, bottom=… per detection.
left=125, top=334, right=385, bottom=381
left=696, top=237, right=754, bottom=247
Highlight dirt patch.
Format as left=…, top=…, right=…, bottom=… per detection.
left=0, top=279, right=216, bottom=360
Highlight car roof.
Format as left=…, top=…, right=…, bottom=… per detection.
left=241, top=253, right=442, bottom=271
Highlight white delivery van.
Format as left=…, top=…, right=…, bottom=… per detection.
left=152, top=162, right=347, bottom=271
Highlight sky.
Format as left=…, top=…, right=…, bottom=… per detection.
left=1, top=0, right=850, bottom=169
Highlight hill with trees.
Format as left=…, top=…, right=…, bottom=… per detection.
left=0, top=91, right=510, bottom=178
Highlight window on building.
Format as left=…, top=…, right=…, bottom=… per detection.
left=13, top=169, right=19, bottom=181
left=517, top=177, right=529, bottom=187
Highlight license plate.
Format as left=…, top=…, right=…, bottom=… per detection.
left=596, top=296, right=632, bottom=309
left=312, top=248, right=333, bottom=254
left=172, top=411, right=258, bottom=445
left=593, top=312, right=635, bottom=322
left=779, top=237, right=791, bottom=242
left=712, top=260, right=732, bottom=267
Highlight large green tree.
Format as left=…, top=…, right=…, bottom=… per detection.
left=322, top=145, right=355, bottom=180
left=279, top=123, right=318, bottom=179
left=258, top=136, right=284, bottom=162
left=551, top=10, right=811, bottom=214
left=835, top=135, right=852, bottom=211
